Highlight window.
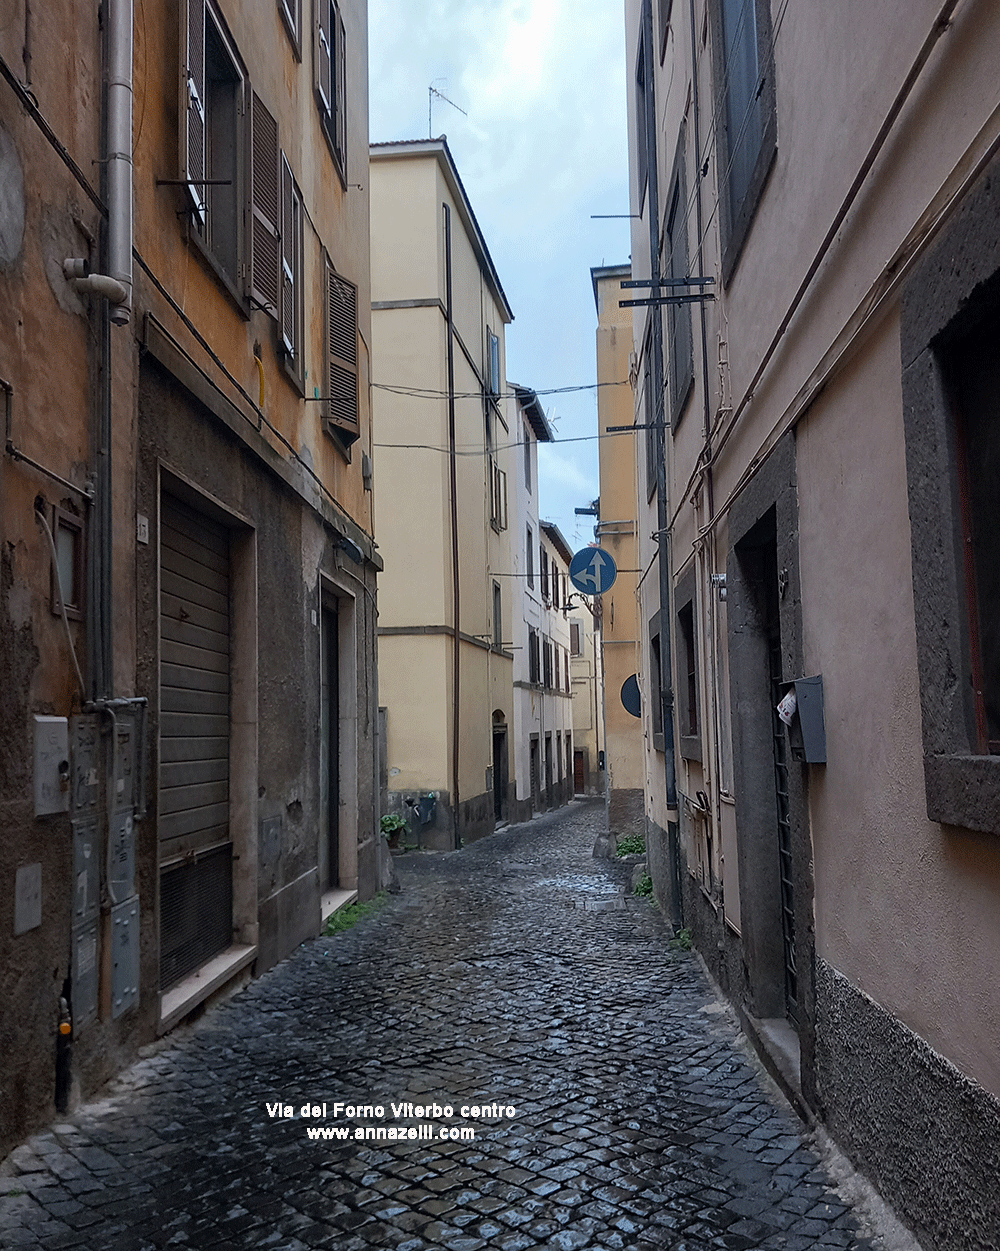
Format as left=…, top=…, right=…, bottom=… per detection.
left=543, top=640, right=552, bottom=689
left=643, top=325, right=661, bottom=498
left=280, top=155, right=304, bottom=389
left=649, top=614, right=664, bottom=750
left=710, top=0, right=777, bottom=280
left=526, top=525, right=534, bottom=588
left=528, top=628, right=540, bottom=685
left=324, top=258, right=359, bottom=448
left=900, top=150, right=1000, bottom=833
left=486, top=329, right=501, bottom=397
left=51, top=506, right=83, bottom=621
left=658, top=0, right=673, bottom=62
left=664, top=129, right=694, bottom=427
left=552, top=569, right=560, bottom=610
left=278, top=0, right=301, bottom=56
left=570, top=621, right=582, bottom=656
left=540, top=548, right=549, bottom=600
left=181, top=2, right=281, bottom=312
left=493, top=581, right=502, bottom=650
left=490, top=459, right=507, bottom=531
left=564, top=650, right=570, bottom=690
left=635, top=20, right=650, bottom=211
left=315, top=0, right=347, bottom=181
left=943, top=308, right=1000, bottom=754
left=524, top=424, right=532, bottom=491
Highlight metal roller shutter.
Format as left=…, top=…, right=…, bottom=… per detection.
left=158, top=494, right=232, bottom=990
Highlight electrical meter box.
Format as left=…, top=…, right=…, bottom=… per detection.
left=34, top=715, right=69, bottom=815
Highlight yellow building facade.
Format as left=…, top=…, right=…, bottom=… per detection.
left=370, top=139, right=515, bottom=848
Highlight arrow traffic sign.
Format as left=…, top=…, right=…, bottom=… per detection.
left=569, top=546, right=617, bottom=595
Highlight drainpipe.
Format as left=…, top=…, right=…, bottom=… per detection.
left=688, top=0, right=725, bottom=845
left=641, top=0, right=682, bottom=928
left=64, top=0, right=132, bottom=322
left=443, top=204, right=461, bottom=848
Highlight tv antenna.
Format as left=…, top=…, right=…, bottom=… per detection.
left=428, top=81, right=467, bottom=138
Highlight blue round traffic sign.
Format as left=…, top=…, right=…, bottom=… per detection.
left=569, top=546, right=617, bottom=595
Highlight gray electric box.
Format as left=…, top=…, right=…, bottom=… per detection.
left=72, top=916, right=99, bottom=1027
left=108, top=810, right=136, bottom=902
left=72, top=817, right=100, bottom=923
left=70, top=714, right=100, bottom=815
left=110, top=897, right=139, bottom=1019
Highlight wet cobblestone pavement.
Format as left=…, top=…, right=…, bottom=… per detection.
left=1, top=800, right=885, bottom=1250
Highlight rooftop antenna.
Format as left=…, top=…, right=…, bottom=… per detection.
left=428, top=81, right=468, bottom=138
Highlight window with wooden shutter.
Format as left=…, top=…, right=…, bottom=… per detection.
left=315, top=1, right=347, bottom=181
left=280, top=154, right=304, bottom=389
left=324, top=259, right=359, bottom=446
left=334, top=10, right=347, bottom=169
left=250, top=92, right=280, bottom=317
left=315, top=0, right=332, bottom=116
left=278, top=0, right=301, bottom=56
left=182, top=0, right=207, bottom=224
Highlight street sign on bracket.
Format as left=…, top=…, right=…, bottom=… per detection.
left=569, top=546, right=617, bottom=595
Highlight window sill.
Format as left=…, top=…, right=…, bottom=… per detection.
left=680, top=735, right=702, bottom=764
left=158, top=943, right=256, bottom=1035
left=924, top=753, right=1000, bottom=835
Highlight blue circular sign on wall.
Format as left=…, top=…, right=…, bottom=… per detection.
left=569, top=546, right=617, bottom=595
left=621, top=674, right=642, bottom=719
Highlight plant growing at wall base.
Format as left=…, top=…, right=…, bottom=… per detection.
left=633, top=873, right=653, bottom=897
left=669, top=926, right=693, bottom=951
left=323, top=893, right=387, bottom=937
left=616, top=835, right=646, bottom=857
left=380, top=813, right=408, bottom=849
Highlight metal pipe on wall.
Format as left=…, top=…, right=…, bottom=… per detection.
left=641, top=0, right=682, bottom=928
left=106, top=0, right=133, bottom=324
left=443, top=203, right=462, bottom=848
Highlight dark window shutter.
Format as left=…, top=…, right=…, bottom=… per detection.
left=250, top=91, right=280, bottom=317
left=183, top=0, right=206, bottom=223
left=336, top=13, right=347, bottom=166
left=316, top=0, right=332, bottom=117
left=280, top=154, right=295, bottom=353
left=326, top=262, right=358, bottom=443
left=278, top=0, right=300, bottom=51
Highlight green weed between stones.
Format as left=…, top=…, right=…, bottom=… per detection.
left=616, top=835, right=646, bottom=857
left=323, top=892, right=387, bottom=937
left=633, top=873, right=654, bottom=897
left=669, top=927, right=693, bottom=951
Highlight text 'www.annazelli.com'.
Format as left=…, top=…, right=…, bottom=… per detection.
left=265, top=1099, right=517, bottom=1144
left=306, top=1123, right=476, bottom=1142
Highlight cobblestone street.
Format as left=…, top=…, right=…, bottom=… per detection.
left=1, top=801, right=893, bottom=1251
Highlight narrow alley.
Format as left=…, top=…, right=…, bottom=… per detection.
left=1, top=802, right=897, bottom=1251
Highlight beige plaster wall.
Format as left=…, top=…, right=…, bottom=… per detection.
left=798, top=311, right=1000, bottom=1099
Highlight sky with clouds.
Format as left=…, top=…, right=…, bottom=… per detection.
left=368, top=0, right=633, bottom=552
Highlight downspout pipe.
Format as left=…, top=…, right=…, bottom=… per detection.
left=65, top=0, right=132, bottom=322
left=106, top=0, right=133, bottom=324
left=443, top=203, right=462, bottom=849
left=641, top=0, right=682, bottom=928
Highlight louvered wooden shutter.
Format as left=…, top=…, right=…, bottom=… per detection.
left=280, top=154, right=295, bottom=353
left=250, top=92, right=280, bottom=317
left=316, top=0, right=332, bottom=117
left=326, top=262, right=358, bottom=443
left=182, top=0, right=206, bottom=224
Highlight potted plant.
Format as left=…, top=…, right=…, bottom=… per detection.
left=380, top=813, right=408, bottom=850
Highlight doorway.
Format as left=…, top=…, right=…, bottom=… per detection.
left=492, top=714, right=508, bottom=822
left=320, top=604, right=340, bottom=889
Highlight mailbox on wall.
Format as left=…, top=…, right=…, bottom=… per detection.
left=787, top=675, right=826, bottom=764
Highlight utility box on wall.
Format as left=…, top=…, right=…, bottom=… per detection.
left=789, top=675, right=827, bottom=764
left=34, top=715, right=70, bottom=815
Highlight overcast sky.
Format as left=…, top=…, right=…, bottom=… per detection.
left=368, top=0, right=632, bottom=552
